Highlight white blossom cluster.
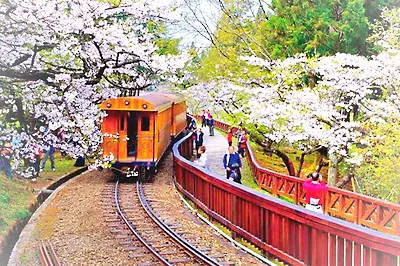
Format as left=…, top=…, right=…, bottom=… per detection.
left=0, top=0, right=190, bottom=172
left=187, top=49, right=400, bottom=169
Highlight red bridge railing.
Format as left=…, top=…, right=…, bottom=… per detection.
left=173, top=132, right=400, bottom=266
left=196, top=116, right=399, bottom=236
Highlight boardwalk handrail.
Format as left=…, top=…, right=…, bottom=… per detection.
left=172, top=131, right=400, bottom=266
left=196, top=115, right=400, bottom=236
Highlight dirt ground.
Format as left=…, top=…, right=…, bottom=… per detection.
left=10, top=155, right=266, bottom=265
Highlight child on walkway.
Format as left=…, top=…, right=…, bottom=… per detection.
left=194, top=146, right=209, bottom=170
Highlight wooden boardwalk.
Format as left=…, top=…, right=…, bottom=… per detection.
left=198, top=125, right=228, bottom=177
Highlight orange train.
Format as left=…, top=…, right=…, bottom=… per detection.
left=99, top=93, right=187, bottom=178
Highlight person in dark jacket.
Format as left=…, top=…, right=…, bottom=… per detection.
left=223, top=146, right=242, bottom=183
left=194, top=128, right=204, bottom=158
left=208, top=115, right=214, bottom=136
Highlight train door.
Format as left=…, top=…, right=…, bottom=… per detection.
left=118, top=112, right=128, bottom=161
left=136, top=113, right=154, bottom=162
left=102, top=111, right=119, bottom=159
left=127, top=111, right=138, bottom=158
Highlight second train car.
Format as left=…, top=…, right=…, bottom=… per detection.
left=100, top=93, right=187, bottom=179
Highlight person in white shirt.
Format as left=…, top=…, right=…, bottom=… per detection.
left=194, top=146, right=209, bottom=170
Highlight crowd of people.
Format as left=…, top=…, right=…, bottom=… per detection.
left=0, top=126, right=85, bottom=179
left=191, top=110, right=328, bottom=214
left=192, top=110, right=248, bottom=184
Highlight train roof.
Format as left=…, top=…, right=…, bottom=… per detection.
left=156, top=93, right=185, bottom=104
left=99, top=93, right=184, bottom=112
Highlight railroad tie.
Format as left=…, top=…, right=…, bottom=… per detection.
left=167, top=257, right=192, bottom=264
left=123, top=246, right=140, bottom=251
left=128, top=253, right=149, bottom=259
left=151, top=244, right=173, bottom=248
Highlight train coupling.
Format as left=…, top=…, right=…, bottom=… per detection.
left=126, top=166, right=139, bottom=178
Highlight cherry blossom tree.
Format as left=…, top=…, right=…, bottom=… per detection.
left=368, top=7, right=400, bottom=51
left=186, top=50, right=400, bottom=185
left=0, top=0, right=189, bottom=175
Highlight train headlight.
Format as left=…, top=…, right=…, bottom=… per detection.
left=142, top=104, right=148, bottom=109
left=124, top=100, right=130, bottom=105
left=106, top=103, right=112, bottom=108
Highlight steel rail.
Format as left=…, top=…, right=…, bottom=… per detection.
left=136, top=181, right=221, bottom=266
left=113, top=180, right=171, bottom=265
left=39, top=241, right=61, bottom=266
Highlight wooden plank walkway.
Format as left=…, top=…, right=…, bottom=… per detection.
left=198, top=125, right=229, bottom=177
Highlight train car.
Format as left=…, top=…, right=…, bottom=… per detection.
left=99, top=93, right=187, bottom=179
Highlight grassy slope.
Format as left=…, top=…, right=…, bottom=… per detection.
left=0, top=176, right=33, bottom=238
left=0, top=154, right=76, bottom=240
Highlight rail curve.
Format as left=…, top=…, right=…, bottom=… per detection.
left=113, top=180, right=221, bottom=265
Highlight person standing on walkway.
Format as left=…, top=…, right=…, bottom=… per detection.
left=237, top=130, right=247, bottom=158
left=194, top=128, right=204, bottom=158
left=206, top=110, right=211, bottom=126
left=194, top=146, right=209, bottom=170
left=208, top=115, right=215, bottom=136
left=227, top=128, right=233, bottom=146
left=201, top=110, right=207, bottom=127
left=30, top=143, right=42, bottom=178
left=41, top=142, right=56, bottom=171
left=41, top=127, right=56, bottom=171
left=303, top=172, right=327, bottom=214
left=223, top=146, right=242, bottom=184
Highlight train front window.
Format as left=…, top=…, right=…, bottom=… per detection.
left=141, top=116, right=150, bottom=131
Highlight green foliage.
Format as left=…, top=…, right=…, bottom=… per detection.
left=14, top=209, right=30, bottom=220
left=355, top=121, right=400, bottom=203
left=0, top=192, right=10, bottom=204
left=261, top=0, right=369, bottom=58
left=147, top=21, right=180, bottom=55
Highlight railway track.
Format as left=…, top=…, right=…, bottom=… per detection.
left=102, top=180, right=223, bottom=265
left=38, top=241, right=60, bottom=266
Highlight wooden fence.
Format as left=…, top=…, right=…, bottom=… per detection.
left=197, top=116, right=400, bottom=236
left=173, top=132, right=400, bottom=266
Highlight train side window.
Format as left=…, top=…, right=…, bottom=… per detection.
left=141, top=116, right=150, bottom=131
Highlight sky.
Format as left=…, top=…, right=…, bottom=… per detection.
left=167, top=0, right=221, bottom=50
left=167, top=0, right=272, bottom=51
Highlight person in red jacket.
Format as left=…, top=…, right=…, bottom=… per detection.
left=237, top=130, right=247, bottom=158
left=303, top=172, right=327, bottom=214
left=227, top=128, right=233, bottom=147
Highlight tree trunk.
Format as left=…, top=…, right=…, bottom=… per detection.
left=247, top=132, right=296, bottom=176
left=328, top=153, right=338, bottom=186
left=297, top=146, right=325, bottom=177
left=252, top=141, right=296, bottom=176
left=273, top=149, right=296, bottom=176
left=296, top=153, right=306, bottom=177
